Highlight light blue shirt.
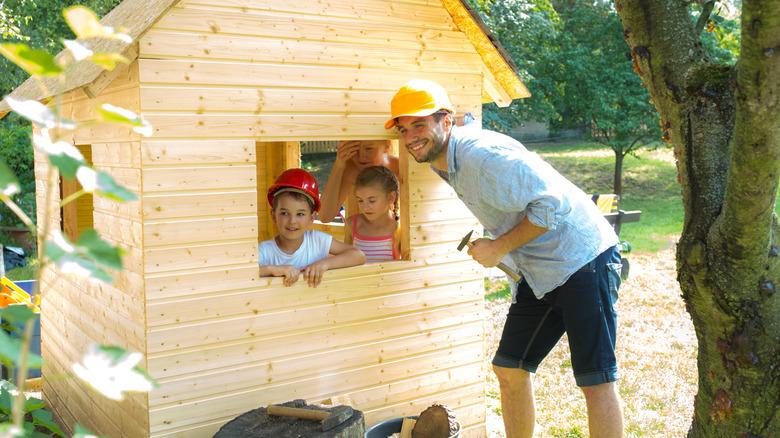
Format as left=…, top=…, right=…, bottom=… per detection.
left=433, top=126, right=618, bottom=299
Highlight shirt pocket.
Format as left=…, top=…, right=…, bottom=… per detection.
left=606, top=261, right=623, bottom=304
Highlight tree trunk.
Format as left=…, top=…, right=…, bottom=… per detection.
left=616, top=1, right=780, bottom=436
left=613, top=150, right=624, bottom=199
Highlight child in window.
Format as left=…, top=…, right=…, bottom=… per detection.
left=259, top=168, right=365, bottom=287
left=345, top=166, right=401, bottom=262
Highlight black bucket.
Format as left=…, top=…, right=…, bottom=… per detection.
left=364, top=416, right=460, bottom=438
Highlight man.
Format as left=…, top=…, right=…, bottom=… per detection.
left=318, top=140, right=399, bottom=223
left=386, top=79, right=624, bottom=437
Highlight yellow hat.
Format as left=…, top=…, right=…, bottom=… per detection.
left=384, top=79, right=455, bottom=129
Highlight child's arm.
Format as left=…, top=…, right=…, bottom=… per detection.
left=344, top=215, right=355, bottom=245
left=319, top=141, right=359, bottom=222
left=302, top=239, right=365, bottom=287
left=259, top=264, right=301, bottom=287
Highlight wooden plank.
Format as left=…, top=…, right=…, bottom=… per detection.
left=140, top=30, right=482, bottom=74
left=409, top=198, right=475, bottom=224
left=144, top=113, right=389, bottom=140
left=140, top=85, right=481, bottom=115
left=93, top=195, right=142, bottom=221
left=410, top=218, right=481, bottom=246
left=150, top=323, right=483, bottom=404
left=145, top=264, right=259, bottom=301
left=409, top=179, right=457, bottom=202
left=141, top=139, right=255, bottom=165
left=147, top=301, right=482, bottom=379
left=143, top=189, right=257, bottom=220
left=149, top=343, right=483, bottom=433
left=144, top=240, right=258, bottom=273
left=83, top=46, right=139, bottom=99
left=147, top=280, right=482, bottom=353
left=70, top=86, right=141, bottom=122
left=93, top=211, right=143, bottom=246
left=143, top=165, right=256, bottom=192
left=362, top=383, right=484, bottom=427
left=91, top=142, right=142, bottom=168
left=482, top=65, right=513, bottom=107
left=176, top=0, right=456, bottom=29
left=144, top=216, right=257, bottom=246
left=147, top=267, right=482, bottom=326
left=154, top=6, right=472, bottom=50
left=138, top=59, right=481, bottom=94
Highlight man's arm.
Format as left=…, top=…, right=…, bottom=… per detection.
left=467, top=216, right=548, bottom=267
left=319, top=141, right=359, bottom=222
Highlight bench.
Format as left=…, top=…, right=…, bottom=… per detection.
left=591, top=194, right=642, bottom=279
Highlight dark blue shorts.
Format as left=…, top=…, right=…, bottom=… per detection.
left=492, top=246, right=622, bottom=387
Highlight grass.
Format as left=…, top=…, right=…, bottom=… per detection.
left=5, top=258, right=38, bottom=281
left=530, top=142, right=683, bottom=253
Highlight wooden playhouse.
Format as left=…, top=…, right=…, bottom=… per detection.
left=1, top=0, right=529, bottom=436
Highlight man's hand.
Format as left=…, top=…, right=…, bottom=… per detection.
left=303, top=260, right=329, bottom=287
left=334, top=141, right=360, bottom=168
left=467, top=238, right=507, bottom=268
left=269, top=265, right=301, bottom=286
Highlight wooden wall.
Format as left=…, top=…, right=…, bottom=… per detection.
left=137, top=0, right=487, bottom=436
left=37, top=61, right=149, bottom=437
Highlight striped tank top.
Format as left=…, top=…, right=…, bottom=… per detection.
left=351, top=215, right=398, bottom=262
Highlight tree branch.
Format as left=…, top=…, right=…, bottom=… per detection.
left=695, top=1, right=715, bottom=35
left=719, top=0, right=780, bottom=265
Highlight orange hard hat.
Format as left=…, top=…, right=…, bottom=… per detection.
left=267, top=168, right=321, bottom=212
left=384, top=79, right=455, bottom=129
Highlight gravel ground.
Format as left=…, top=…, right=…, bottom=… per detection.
left=483, top=247, right=698, bottom=437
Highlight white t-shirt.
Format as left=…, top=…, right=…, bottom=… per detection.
left=258, top=230, right=333, bottom=269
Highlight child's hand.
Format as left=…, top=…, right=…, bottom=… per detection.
left=335, top=141, right=360, bottom=167
left=302, top=260, right=329, bottom=287
left=270, top=265, right=301, bottom=286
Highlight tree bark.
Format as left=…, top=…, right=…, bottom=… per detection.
left=616, top=0, right=780, bottom=435
left=613, top=149, right=624, bottom=199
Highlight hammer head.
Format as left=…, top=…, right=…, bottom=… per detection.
left=321, top=405, right=353, bottom=431
left=457, top=230, right=474, bottom=251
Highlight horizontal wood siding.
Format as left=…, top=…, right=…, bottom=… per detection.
left=37, top=62, right=149, bottom=437
left=138, top=1, right=486, bottom=436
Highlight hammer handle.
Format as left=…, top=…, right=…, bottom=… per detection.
left=466, top=241, right=522, bottom=282
left=267, top=405, right=329, bottom=421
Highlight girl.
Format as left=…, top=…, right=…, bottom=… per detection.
left=345, top=166, right=401, bottom=262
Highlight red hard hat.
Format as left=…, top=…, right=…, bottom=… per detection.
left=267, top=168, right=321, bottom=212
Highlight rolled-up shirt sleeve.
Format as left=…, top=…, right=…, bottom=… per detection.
left=478, top=151, right=565, bottom=230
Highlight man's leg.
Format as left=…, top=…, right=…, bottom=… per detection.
left=493, top=365, right=535, bottom=438
left=581, top=382, right=623, bottom=438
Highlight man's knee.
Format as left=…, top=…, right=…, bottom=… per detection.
left=492, top=364, right=531, bottom=390
left=580, top=381, right=617, bottom=401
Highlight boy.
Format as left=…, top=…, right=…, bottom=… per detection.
left=259, top=168, right=365, bottom=287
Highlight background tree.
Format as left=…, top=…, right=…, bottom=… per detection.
left=0, top=0, right=121, bottom=233
left=471, top=0, right=661, bottom=197
left=616, top=0, right=780, bottom=435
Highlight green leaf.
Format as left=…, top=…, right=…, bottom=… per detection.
left=74, top=424, right=101, bottom=438
left=24, top=397, right=45, bottom=413
left=45, top=231, right=122, bottom=283
left=0, top=330, right=42, bottom=369
left=89, top=53, right=129, bottom=71
left=76, top=229, right=123, bottom=270
left=63, top=6, right=131, bottom=43
left=5, top=97, right=75, bottom=130
left=0, top=385, right=11, bottom=415
left=95, top=171, right=137, bottom=202
left=96, top=104, right=153, bottom=137
left=0, top=305, right=36, bottom=325
left=32, top=408, right=66, bottom=437
left=0, top=43, right=62, bottom=77
left=0, top=159, right=20, bottom=197
left=48, top=154, right=84, bottom=180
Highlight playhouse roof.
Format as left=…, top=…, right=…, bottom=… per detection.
left=0, top=0, right=529, bottom=117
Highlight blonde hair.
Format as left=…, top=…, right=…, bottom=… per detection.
left=355, top=166, right=399, bottom=220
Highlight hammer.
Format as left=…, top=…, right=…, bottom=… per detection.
left=266, top=404, right=353, bottom=432
left=457, top=230, right=522, bottom=282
